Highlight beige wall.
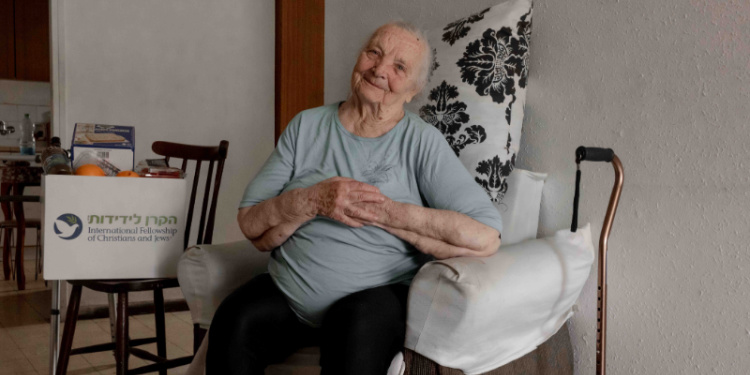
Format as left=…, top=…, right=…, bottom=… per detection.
left=326, top=0, right=750, bottom=373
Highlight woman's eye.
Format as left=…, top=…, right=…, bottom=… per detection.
left=396, top=65, right=405, bottom=72
left=367, top=49, right=379, bottom=56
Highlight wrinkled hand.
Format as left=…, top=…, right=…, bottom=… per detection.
left=351, top=197, right=396, bottom=227
left=308, top=177, right=386, bottom=227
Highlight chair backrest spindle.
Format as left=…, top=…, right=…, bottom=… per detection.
left=184, top=160, right=202, bottom=249
left=151, top=140, right=229, bottom=250
left=204, top=146, right=228, bottom=245
left=196, top=160, right=215, bottom=245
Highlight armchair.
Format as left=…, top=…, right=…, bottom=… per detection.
left=177, top=222, right=595, bottom=374
left=172, top=2, right=600, bottom=372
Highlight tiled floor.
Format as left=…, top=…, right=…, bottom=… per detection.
left=1, top=258, right=193, bottom=375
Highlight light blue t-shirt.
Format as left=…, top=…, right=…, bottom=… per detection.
left=241, top=103, right=502, bottom=327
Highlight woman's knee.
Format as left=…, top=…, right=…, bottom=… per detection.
left=320, top=285, right=408, bottom=374
left=211, top=300, right=254, bottom=337
left=209, top=290, right=251, bottom=345
left=324, top=285, right=408, bottom=336
left=209, top=274, right=282, bottom=343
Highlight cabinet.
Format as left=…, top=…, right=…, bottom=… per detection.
left=0, top=0, right=12, bottom=78
left=0, top=0, right=50, bottom=82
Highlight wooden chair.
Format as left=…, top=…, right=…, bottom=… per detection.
left=1, top=218, right=42, bottom=280
left=1, top=164, right=44, bottom=291
left=0, top=190, right=42, bottom=290
left=56, top=140, right=229, bottom=375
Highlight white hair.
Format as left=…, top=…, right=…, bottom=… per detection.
left=361, top=21, right=434, bottom=94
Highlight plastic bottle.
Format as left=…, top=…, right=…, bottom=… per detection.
left=42, top=137, right=73, bottom=175
left=19, top=113, right=35, bottom=155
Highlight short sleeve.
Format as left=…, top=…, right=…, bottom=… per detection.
left=239, top=114, right=301, bottom=208
left=416, top=126, right=503, bottom=234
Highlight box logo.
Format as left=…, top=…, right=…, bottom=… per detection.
left=54, top=214, right=83, bottom=240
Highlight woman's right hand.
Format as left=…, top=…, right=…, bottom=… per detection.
left=307, top=177, right=386, bottom=227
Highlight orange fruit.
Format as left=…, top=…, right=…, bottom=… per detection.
left=75, top=164, right=106, bottom=176
left=116, top=170, right=140, bottom=178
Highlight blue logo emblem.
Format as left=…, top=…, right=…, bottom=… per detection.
left=54, top=214, right=83, bottom=240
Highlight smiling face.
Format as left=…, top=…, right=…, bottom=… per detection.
left=350, top=25, right=427, bottom=109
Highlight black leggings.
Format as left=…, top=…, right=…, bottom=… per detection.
left=206, top=273, right=409, bottom=375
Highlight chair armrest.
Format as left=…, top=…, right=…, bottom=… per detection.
left=177, top=240, right=270, bottom=328
left=405, top=224, right=595, bottom=375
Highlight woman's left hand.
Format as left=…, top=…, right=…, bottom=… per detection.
left=351, top=197, right=395, bottom=227
left=353, top=198, right=500, bottom=258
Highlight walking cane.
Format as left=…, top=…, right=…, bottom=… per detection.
left=571, top=147, right=624, bottom=375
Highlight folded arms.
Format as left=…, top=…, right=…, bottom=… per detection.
left=238, top=177, right=500, bottom=259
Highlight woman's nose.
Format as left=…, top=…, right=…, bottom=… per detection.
left=371, top=61, right=388, bottom=78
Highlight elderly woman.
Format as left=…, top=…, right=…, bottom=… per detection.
left=207, top=22, right=502, bottom=374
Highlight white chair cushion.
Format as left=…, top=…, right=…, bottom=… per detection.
left=497, top=168, right=546, bottom=246
left=405, top=224, right=595, bottom=375
left=177, top=240, right=270, bottom=328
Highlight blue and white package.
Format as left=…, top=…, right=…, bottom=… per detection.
left=71, top=123, right=135, bottom=172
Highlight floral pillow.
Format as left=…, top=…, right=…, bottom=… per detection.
left=410, top=0, right=532, bottom=204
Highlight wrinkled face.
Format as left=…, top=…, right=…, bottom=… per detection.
left=351, top=25, right=425, bottom=108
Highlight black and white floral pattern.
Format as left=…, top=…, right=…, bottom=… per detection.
left=457, top=27, right=519, bottom=105
left=428, top=48, right=440, bottom=80
left=509, top=10, right=532, bottom=88
left=419, top=81, right=469, bottom=136
left=442, top=8, right=490, bottom=46
left=419, top=81, right=487, bottom=156
left=505, top=95, right=515, bottom=125
left=475, top=153, right=515, bottom=203
left=409, top=0, right=532, bottom=206
left=446, top=125, right=487, bottom=156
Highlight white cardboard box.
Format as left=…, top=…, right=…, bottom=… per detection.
left=43, top=175, right=188, bottom=280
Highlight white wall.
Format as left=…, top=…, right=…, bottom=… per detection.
left=327, top=0, right=750, bottom=373
left=52, top=0, right=275, bottom=306
left=54, top=0, right=275, bottom=245
left=0, top=80, right=51, bottom=128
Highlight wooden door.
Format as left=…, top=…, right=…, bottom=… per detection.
left=0, top=0, right=14, bottom=79
left=14, top=0, right=50, bottom=81
left=275, top=0, right=324, bottom=143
